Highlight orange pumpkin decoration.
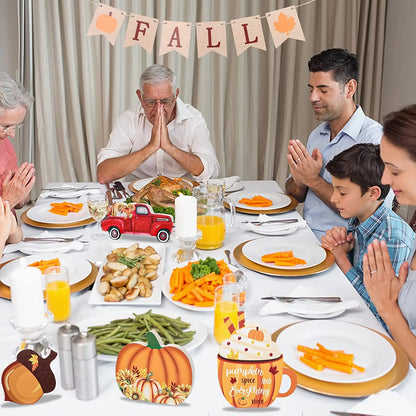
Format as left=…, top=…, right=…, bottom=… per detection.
left=116, top=330, right=193, bottom=405
left=248, top=327, right=265, bottom=342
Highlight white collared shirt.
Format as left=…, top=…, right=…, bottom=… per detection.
left=97, top=97, right=219, bottom=181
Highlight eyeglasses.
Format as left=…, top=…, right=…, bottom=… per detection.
left=0, top=122, right=24, bottom=134
left=142, top=97, right=176, bottom=107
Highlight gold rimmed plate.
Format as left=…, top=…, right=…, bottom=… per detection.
left=272, top=322, right=409, bottom=397
left=225, top=194, right=298, bottom=214
left=0, top=257, right=98, bottom=300
left=233, top=240, right=335, bottom=277
left=21, top=209, right=95, bottom=229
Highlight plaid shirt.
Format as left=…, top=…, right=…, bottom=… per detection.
left=346, top=203, right=415, bottom=330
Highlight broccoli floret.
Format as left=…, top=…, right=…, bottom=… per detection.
left=190, top=257, right=220, bottom=280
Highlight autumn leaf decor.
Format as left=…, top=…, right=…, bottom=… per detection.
left=274, top=13, right=296, bottom=36
left=115, top=330, right=194, bottom=405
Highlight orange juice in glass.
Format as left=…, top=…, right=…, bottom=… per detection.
left=214, top=284, right=240, bottom=344
left=45, top=266, right=71, bottom=321
left=196, top=215, right=225, bottom=249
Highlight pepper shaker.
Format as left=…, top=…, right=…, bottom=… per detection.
left=57, top=323, right=80, bottom=390
left=72, top=331, right=99, bottom=400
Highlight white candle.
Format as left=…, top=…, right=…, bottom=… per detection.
left=175, top=194, right=197, bottom=238
left=10, top=266, right=45, bottom=329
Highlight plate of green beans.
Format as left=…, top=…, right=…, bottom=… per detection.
left=77, top=308, right=207, bottom=361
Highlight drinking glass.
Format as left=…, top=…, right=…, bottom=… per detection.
left=87, top=193, right=109, bottom=239
left=214, top=284, right=240, bottom=344
left=223, top=272, right=248, bottom=308
left=45, top=266, right=71, bottom=322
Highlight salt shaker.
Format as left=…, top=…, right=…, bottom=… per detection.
left=72, top=331, right=99, bottom=400
left=57, top=323, right=80, bottom=390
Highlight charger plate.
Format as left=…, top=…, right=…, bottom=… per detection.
left=224, top=194, right=298, bottom=214
left=233, top=240, right=335, bottom=277
left=21, top=209, right=95, bottom=229
left=272, top=323, right=409, bottom=397
left=0, top=257, right=98, bottom=300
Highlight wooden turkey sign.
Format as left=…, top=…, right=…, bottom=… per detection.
left=115, top=330, right=193, bottom=405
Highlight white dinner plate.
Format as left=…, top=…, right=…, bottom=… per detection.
left=277, top=320, right=396, bottom=383
left=132, top=177, right=195, bottom=193
left=227, top=191, right=291, bottom=211
left=161, top=262, right=238, bottom=312
left=242, top=237, right=327, bottom=270
left=26, top=200, right=91, bottom=224
left=0, top=253, right=92, bottom=289
left=76, top=308, right=207, bottom=361
left=88, top=241, right=166, bottom=306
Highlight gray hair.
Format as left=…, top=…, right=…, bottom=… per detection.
left=0, top=71, right=33, bottom=113
left=139, top=65, right=177, bottom=94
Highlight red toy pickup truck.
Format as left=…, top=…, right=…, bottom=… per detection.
left=101, top=203, right=173, bottom=242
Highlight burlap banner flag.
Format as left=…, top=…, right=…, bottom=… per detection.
left=266, top=7, right=305, bottom=49
left=196, top=21, right=227, bottom=58
left=124, top=14, right=158, bottom=51
left=159, top=21, right=192, bottom=57
left=87, top=3, right=125, bottom=46
left=230, top=15, right=266, bottom=56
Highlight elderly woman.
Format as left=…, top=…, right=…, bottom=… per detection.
left=363, top=104, right=416, bottom=367
left=0, top=71, right=35, bottom=209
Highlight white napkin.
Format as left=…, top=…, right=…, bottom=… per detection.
left=259, top=284, right=359, bottom=317
left=39, top=188, right=100, bottom=199
left=221, top=176, right=240, bottom=190
left=3, top=241, right=85, bottom=254
left=240, top=214, right=307, bottom=235
left=348, top=390, right=416, bottom=416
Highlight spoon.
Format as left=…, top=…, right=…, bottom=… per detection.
left=224, top=249, right=245, bottom=278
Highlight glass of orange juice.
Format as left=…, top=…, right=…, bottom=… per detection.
left=214, top=284, right=240, bottom=344
left=45, top=266, right=71, bottom=322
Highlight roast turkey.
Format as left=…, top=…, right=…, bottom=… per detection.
left=132, top=176, right=193, bottom=208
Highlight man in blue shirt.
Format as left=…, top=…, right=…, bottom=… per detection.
left=321, top=144, right=414, bottom=330
left=285, top=49, right=383, bottom=239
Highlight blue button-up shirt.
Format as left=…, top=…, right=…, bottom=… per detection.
left=346, top=203, right=415, bottom=330
left=303, top=106, right=383, bottom=239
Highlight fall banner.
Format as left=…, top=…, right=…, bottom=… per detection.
left=266, top=7, right=305, bottom=48
left=88, top=2, right=307, bottom=56
left=87, top=3, right=125, bottom=46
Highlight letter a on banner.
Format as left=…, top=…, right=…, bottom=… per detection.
left=159, top=21, right=192, bottom=58
left=231, top=15, right=266, bottom=56
left=266, top=7, right=305, bottom=49
left=124, top=14, right=158, bottom=51
left=196, top=21, right=227, bottom=58
left=87, top=3, right=125, bottom=45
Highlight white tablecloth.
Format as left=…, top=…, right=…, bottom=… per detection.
left=1, top=180, right=415, bottom=415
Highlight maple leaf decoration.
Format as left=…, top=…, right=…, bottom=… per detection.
left=274, top=13, right=296, bottom=36
left=29, top=354, right=39, bottom=372
left=230, top=377, right=237, bottom=384
left=269, top=365, right=279, bottom=375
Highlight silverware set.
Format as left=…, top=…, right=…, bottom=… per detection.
left=261, top=296, right=342, bottom=303
left=241, top=218, right=298, bottom=226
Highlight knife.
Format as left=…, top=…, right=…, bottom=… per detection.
left=241, top=219, right=298, bottom=225
left=261, top=296, right=342, bottom=302
left=331, top=411, right=380, bottom=416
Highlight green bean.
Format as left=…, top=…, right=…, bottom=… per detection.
left=88, top=309, right=196, bottom=355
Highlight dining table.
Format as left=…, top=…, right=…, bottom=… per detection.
left=0, top=180, right=415, bottom=416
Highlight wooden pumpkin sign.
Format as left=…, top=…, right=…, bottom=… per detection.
left=115, top=330, right=193, bottom=404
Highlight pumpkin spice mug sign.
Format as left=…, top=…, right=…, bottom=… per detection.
left=217, top=324, right=297, bottom=408
left=115, top=330, right=193, bottom=405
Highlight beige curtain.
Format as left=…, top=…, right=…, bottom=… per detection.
left=29, top=0, right=387, bottom=195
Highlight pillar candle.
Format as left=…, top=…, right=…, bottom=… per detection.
left=175, top=194, right=197, bottom=238
left=10, top=266, right=45, bottom=329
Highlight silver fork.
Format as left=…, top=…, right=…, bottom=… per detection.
left=23, top=237, right=89, bottom=243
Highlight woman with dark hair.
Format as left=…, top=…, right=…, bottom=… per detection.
left=363, top=104, right=416, bottom=367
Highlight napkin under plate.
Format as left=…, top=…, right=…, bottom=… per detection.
left=241, top=214, right=307, bottom=235
left=348, top=390, right=416, bottom=416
